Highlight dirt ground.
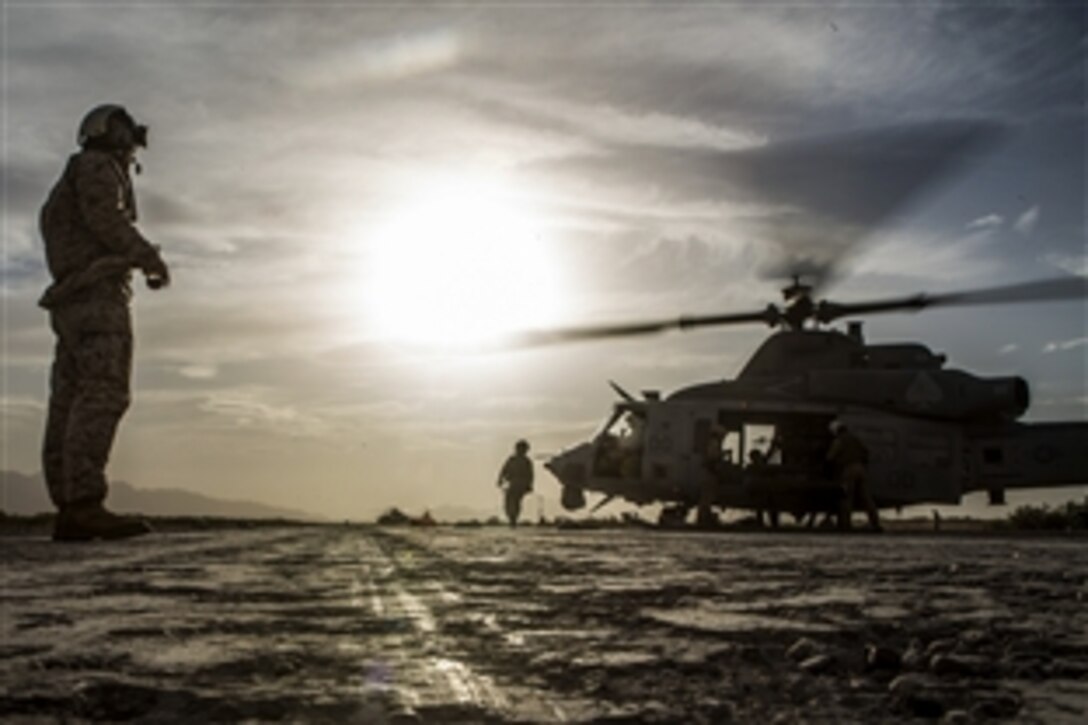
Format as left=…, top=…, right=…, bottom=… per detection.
left=1, top=525, right=1086, bottom=723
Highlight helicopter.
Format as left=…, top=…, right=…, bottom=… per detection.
left=524, top=121, right=1088, bottom=528
left=539, top=273, right=1088, bottom=527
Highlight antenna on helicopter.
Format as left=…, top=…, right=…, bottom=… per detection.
left=609, top=380, right=637, bottom=402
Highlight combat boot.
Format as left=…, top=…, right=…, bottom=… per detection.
left=53, top=503, right=152, bottom=542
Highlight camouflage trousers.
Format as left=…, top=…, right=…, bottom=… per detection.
left=504, top=487, right=527, bottom=526
left=838, top=462, right=881, bottom=530
left=42, top=300, right=132, bottom=510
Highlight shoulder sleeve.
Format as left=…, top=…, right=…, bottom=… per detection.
left=827, top=438, right=841, bottom=461
left=72, top=153, right=156, bottom=261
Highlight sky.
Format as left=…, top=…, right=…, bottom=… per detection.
left=2, top=1, right=1085, bottom=521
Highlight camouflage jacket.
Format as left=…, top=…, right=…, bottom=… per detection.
left=828, top=431, right=869, bottom=469
left=500, top=454, right=534, bottom=492
left=38, top=149, right=157, bottom=309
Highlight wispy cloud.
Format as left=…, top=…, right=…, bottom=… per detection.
left=966, top=214, right=1003, bottom=230
left=854, top=227, right=1005, bottom=285
left=1043, top=337, right=1088, bottom=354
left=198, top=389, right=333, bottom=438
left=1014, top=205, right=1041, bottom=235
left=460, top=79, right=765, bottom=153
left=297, top=29, right=464, bottom=87
left=178, top=365, right=218, bottom=380
left=1041, top=252, right=1086, bottom=277
left=0, top=395, right=45, bottom=421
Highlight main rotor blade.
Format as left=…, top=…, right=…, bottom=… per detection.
left=817, top=276, right=1088, bottom=322
left=508, top=307, right=776, bottom=346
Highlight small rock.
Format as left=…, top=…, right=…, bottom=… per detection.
left=942, top=709, right=970, bottom=724
left=902, top=638, right=926, bottom=670
left=635, top=700, right=673, bottom=722
left=903, top=692, right=946, bottom=719
left=1002, top=646, right=1048, bottom=664
left=1009, top=663, right=1045, bottom=680
left=889, top=672, right=953, bottom=718
left=865, top=644, right=902, bottom=672
left=701, top=699, right=737, bottom=722
left=1001, top=647, right=1049, bottom=679
left=799, top=654, right=836, bottom=675
left=957, top=628, right=991, bottom=649
left=786, top=637, right=820, bottom=662
left=1051, top=658, right=1088, bottom=678
left=924, top=638, right=957, bottom=658
left=1003, top=638, right=1048, bottom=657
left=73, top=681, right=160, bottom=721
left=930, top=653, right=996, bottom=678
left=888, top=673, right=929, bottom=697
left=784, top=672, right=808, bottom=694
left=970, top=693, right=1021, bottom=719
left=389, top=709, right=423, bottom=725
left=738, top=645, right=771, bottom=666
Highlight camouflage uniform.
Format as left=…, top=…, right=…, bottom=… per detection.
left=39, top=149, right=158, bottom=510
left=498, top=452, right=534, bottom=526
left=827, top=428, right=881, bottom=531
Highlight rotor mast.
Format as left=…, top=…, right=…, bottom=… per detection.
left=780, top=275, right=817, bottom=330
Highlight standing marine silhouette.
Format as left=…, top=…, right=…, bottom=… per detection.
left=39, top=103, right=171, bottom=541
left=827, top=420, right=882, bottom=532
left=496, top=439, right=534, bottom=527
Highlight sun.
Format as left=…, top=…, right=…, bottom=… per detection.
left=362, top=175, right=567, bottom=347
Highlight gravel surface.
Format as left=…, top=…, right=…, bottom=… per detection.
left=2, top=526, right=1086, bottom=723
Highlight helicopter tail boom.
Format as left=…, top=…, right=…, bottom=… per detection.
left=965, top=421, right=1088, bottom=497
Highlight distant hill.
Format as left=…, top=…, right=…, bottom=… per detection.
left=429, top=504, right=502, bottom=523
left=1, top=470, right=318, bottom=521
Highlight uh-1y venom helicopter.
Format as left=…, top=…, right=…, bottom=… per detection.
left=538, top=273, right=1088, bottom=527
left=525, top=118, right=1087, bottom=527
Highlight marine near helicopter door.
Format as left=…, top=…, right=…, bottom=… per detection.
left=849, top=413, right=963, bottom=506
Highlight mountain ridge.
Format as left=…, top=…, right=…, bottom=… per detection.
left=1, top=470, right=319, bottom=521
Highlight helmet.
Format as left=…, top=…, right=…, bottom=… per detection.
left=515, top=439, right=530, bottom=453
left=78, top=104, right=147, bottom=148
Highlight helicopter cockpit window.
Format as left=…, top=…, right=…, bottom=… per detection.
left=744, top=424, right=781, bottom=467
left=696, top=419, right=740, bottom=468
left=593, top=410, right=644, bottom=477
left=721, top=431, right=740, bottom=465
left=617, top=413, right=644, bottom=450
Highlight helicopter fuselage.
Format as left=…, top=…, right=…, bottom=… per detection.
left=546, top=329, right=1087, bottom=519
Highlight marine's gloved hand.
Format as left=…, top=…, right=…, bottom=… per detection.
left=140, top=246, right=171, bottom=290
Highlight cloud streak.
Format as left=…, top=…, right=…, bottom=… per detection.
left=1015, top=205, right=1041, bottom=236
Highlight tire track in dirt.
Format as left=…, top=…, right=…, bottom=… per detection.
left=366, top=528, right=580, bottom=722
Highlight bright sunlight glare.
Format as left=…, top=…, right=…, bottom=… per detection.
left=363, top=176, right=567, bottom=348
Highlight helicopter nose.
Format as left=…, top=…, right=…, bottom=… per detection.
left=547, top=444, right=593, bottom=512
left=546, top=443, right=591, bottom=488
left=541, top=444, right=591, bottom=511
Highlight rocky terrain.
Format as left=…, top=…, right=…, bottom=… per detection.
left=1, top=525, right=1086, bottom=723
